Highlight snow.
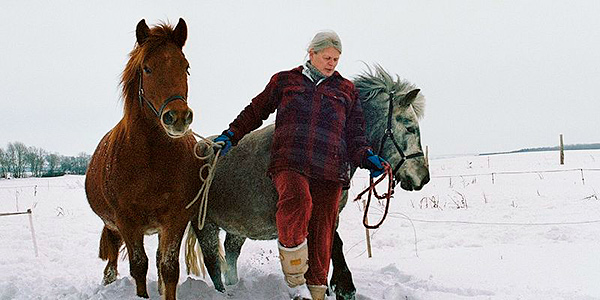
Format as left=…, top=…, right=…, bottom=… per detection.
left=1, top=150, right=599, bottom=299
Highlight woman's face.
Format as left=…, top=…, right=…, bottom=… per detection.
left=309, top=46, right=340, bottom=77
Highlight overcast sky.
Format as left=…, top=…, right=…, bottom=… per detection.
left=1, top=1, right=599, bottom=157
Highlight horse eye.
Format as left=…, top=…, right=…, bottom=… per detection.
left=143, top=66, right=152, bottom=75
left=406, top=127, right=417, bottom=134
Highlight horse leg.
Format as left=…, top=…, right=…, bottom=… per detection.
left=157, top=222, right=188, bottom=300
left=121, top=228, right=149, bottom=298
left=156, top=233, right=163, bottom=296
left=330, top=230, right=356, bottom=300
left=99, top=225, right=122, bottom=285
left=223, top=233, right=246, bottom=286
left=191, top=220, right=225, bottom=292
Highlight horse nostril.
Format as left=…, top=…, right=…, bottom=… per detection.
left=162, top=111, right=175, bottom=125
left=185, top=111, right=193, bottom=125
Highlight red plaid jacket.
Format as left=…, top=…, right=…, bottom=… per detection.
left=228, top=66, right=371, bottom=184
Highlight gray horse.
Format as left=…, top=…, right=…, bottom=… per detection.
left=188, top=65, right=430, bottom=300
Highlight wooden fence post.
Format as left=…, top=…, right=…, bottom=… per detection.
left=559, top=134, right=564, bottom=165
left=27, top=209, right=39, bottom=257
left=363, top=199, right=373, bottom=258
left=425, top=145, right=429, bottom=168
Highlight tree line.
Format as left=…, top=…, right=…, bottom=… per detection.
left=480, top=143, right=600, bottom=156
left=0, top=141, right=90, bottom=178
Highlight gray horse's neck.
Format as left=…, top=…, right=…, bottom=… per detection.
left=361, top=100, right=389, bottom=154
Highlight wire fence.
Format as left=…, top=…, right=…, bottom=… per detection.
left=351, top=165, right=600, bottom=257
left=430, top=167, right=600, bottom=186
left=0, top=184, right=71, bottom=190
left=0, top=208, right=39, bottom=257
left=0, top=179, right=83, bottom=257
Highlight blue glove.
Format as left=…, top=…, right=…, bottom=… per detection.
left=213, top=130, right=234, bottom=156
left=363, top=149, right=387, bottom=178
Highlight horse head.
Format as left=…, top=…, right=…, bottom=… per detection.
left=122, top=18, right=193, bottom=138
left=354, top=65, right=430, bottom=191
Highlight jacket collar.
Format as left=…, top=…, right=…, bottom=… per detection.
left=293, top=65, right=341, bottom=84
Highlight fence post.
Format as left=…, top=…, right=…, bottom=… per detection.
left=425, top=145, right=429, bottom=169
left=363, top=199, right=373, bottom=258
left=559, top=134, right=564, bottom=165
left=27, top=209, right=39, bottom=257
left=492, top=173, right=495, bottom=184
left=581, top=169, right=585, bottom=185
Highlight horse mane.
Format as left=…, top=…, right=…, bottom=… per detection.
left=120, top=21, right=182, bottom=116
left=353, top=64, right=426, bottom=119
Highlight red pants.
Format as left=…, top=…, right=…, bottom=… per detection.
left=273, top=170, right=342, bottom=286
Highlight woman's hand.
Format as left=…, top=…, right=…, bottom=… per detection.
left=362, top=149, right=388, bottom=178
left=213, top=130, right=234, bottom=156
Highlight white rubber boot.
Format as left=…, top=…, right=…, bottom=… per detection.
left=308, top=285, right=327, bottom=300
left=289, top=283, right=312, bottom=300
left=278, top=240, right=312, bottom=300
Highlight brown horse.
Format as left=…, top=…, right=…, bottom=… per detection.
left=85, top=18, right=203, bottom=300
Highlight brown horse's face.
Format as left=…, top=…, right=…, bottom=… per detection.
left=137, top=19, right=193, bottom=138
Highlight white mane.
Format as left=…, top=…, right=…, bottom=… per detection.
left=353, top=64, right=426, bottom=119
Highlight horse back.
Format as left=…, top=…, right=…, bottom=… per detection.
left=205, top=124, right=279, bottom=239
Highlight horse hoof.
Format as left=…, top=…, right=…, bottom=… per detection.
left=223, top=275, right=239, bottom=286
left=335, top=292, right=356, bottom=300
left=332, top=285, right=356, bottom=300
left=102, top=267, right=117, bottom=285
left=214, top=284, right=226, bottom=293
left=102, top=277, right=116, bottom=286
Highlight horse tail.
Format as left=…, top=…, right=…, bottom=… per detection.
left=184, top=223, right=206, bottom=277
left=184, top=223, right=227, bottom=277
left=99, top=225, right=122, bottom=261
left=218, top=238, right=227, bottom=274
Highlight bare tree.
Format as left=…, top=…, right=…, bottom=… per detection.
left=60, top=155, right=74, bottom=174
left=7, top=142, right=28, bottom=178
left=46, top=153, right=61, bottom=176
left=26, top=146, right=47, bottom=177
left=74, top=152, right=91, bottom=175
left=0, top=147, right=7, bottom=178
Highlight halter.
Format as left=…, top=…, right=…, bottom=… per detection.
left=354, top=91, right=425, bottom=230
left=377, top=91, right=424, bottom=179
left=138, top=71, right=187, bottom=117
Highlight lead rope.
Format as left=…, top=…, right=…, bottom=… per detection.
left=185, top=131, right=222, bottom=230
left=353, top=164, right=394, bottom=229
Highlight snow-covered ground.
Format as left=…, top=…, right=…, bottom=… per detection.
left=1, top=150, right=599, bottom=300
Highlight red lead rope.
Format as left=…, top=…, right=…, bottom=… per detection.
left=353, top=164, right=394, bottom=229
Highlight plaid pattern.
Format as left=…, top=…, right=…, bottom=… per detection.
left=228, top=66, right=371, bottom=184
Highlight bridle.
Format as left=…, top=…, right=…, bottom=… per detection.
left=376, top=91, right=424, bottom=182
left=138, top=71, right=187, bottom=118
left=354, top=90, right=425, bottom=229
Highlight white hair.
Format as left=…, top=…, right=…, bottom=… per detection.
left=307, top=30, right=342, bottom=54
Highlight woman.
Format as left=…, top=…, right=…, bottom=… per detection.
left=214, top=31, right=386, bottom=300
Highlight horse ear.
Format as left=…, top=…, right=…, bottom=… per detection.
left=400, top=89, right=420, bottom=106
left=136, top=19, right=150, bottom=45
left=173, top=18, right=187, bottom=48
